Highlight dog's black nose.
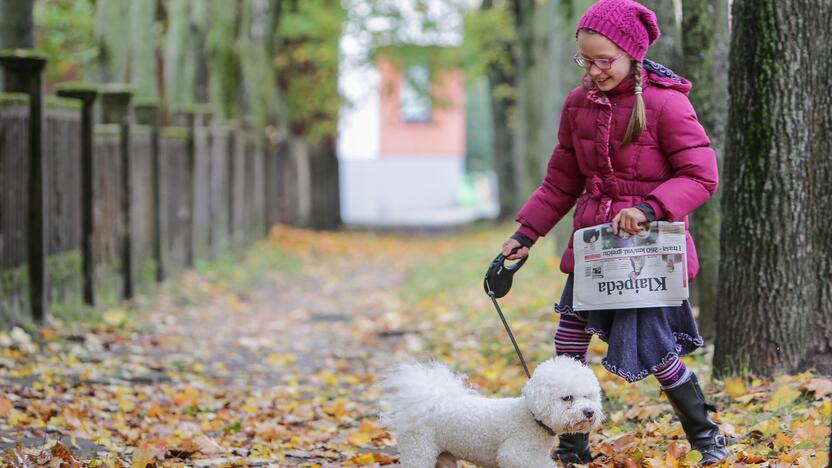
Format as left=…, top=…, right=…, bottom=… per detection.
left=583, top=409, right=594, bottom=419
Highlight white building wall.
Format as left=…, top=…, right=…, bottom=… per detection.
left=336, top=0, right=498, bottom=227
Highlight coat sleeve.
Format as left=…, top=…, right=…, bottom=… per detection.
left=643, top=91, right=719, bottom=222
left=514, top=98, right=586, bottom=243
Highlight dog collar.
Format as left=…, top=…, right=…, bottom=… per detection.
left=534, top=416, right=558, bottom=437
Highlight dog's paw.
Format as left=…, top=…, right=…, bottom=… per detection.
left=435, top=452, right=458, bottom=468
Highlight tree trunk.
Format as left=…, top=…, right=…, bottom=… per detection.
left=164, top=0, right=198, bottom=108
left=681, top=0, right=729, bottom=342
left=511, top=0, right=584, bottom=214
left=0, top=0, right=34, bottom=50
left=129, top=0, right=158, bottom=98
left=207, top=0, right=244, bottom=120
left=481, top=0, right=518, bottom=219
left=714, top=0, right=832, bottom=377
left=639, top=0, right=683, bottom=70
left=511, top=0, right=534, bottom=208
left=92, top=0, right=131, bottom=83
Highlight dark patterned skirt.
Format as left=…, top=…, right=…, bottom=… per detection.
left=554, top=274, right=704, bottom=382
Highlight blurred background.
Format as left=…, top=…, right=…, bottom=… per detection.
left=0, top=1, right=829, bottom=465
left=1, top=0, right=611, bottom=230
left=2, top=0, right=829, bottom=381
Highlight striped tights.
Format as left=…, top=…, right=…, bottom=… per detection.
left=553, top=313, right=690, bottom=388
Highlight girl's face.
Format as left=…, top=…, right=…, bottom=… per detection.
left=576, top=30, right=634, bottom=93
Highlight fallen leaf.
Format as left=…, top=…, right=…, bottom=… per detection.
left=0, top=396, right=12, bottom=416
left=684, top=450, right=702, bottom=464
left=774, top=432, right=794, bottom=450
left=102, top=308, right=128, bottom=327
left=723, top=378, right=747, bottom=399
left=803, top=378, right=832, bottom=399
left=131, top=446, right=156, bottom=468
left=764, top=385, right=801, bottom=411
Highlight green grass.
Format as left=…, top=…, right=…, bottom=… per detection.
left=193, top=238, right=303, bottom=294
left=400, top=221, right=568, bottom=308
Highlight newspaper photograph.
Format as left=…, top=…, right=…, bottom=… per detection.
left=573, top=221, right=688, bottom=311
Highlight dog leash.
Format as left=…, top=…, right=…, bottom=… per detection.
left=484, top=251, right=562, bottom=437
left=483, top=248, right=531, bottom=379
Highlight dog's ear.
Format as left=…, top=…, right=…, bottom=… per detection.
left=522, top=377, right=552, bottom=419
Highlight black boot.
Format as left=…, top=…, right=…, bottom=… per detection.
left=552, top=433, right=591, bottom=465
left=663, top=373, right=730, bottom=464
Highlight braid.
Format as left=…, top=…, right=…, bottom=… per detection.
left=622, top=60, right=646, bottom=147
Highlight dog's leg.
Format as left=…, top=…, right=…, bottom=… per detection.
left=435, top=452, right=458, bottom=468
left=496, top=438, right=557, bottom=468
left=396, top=431, right=442, bottom=468
left=398, top=448, right=441, bottom=468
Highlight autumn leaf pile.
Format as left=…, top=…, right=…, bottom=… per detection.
left=0, top=224, right=828, bottom=467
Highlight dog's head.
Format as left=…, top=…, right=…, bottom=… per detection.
left=522, top=356, right=604, bottom=434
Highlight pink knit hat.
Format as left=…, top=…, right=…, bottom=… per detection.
left=576, top=0, right=661, bottom=62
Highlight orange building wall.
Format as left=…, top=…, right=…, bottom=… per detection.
left=378, top=56, right=466, bottom=158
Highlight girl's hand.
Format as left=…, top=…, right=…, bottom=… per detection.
left=612, top=208, right=647, bottom=236
left=502, top=238, right=530, bottom=260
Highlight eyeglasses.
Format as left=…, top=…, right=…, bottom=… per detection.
left=573, top=52, right=624, bottom=70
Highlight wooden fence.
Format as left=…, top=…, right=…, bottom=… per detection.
left=0, top=52, right=341, bottom=328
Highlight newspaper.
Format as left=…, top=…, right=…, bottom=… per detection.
left=573, top=221, right=688, bottom=311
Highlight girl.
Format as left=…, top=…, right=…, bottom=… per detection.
left=500, top=0, right=729, bottom=464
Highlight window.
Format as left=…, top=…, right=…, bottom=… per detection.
left=401, top=64, right=431, bottom=123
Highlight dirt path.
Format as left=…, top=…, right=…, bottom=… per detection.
left=0, top=231, right=426, bottom=466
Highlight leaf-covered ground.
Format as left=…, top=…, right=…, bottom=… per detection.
left=0, top=225, right=829, bottom=467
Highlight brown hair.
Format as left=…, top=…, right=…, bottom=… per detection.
left=622, top=60, right=646, bottom=147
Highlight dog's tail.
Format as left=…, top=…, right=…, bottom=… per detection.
left=380, top=360, right=476, bottom=434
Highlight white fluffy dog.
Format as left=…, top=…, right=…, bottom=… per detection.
left=381, top=356, right=603, bottom=468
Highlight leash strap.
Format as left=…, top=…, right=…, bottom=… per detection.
left=486, top=286, right=531, bottom=379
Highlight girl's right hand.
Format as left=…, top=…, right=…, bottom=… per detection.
left=502, top=238, right=530, bottom=260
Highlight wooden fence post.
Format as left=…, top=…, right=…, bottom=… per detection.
left=55, top=84, right=98, bottom=306
left=134, top=101, right=164, bottom=282
left=0, top=50, right=48, bottom=321
left=99, top=85, right=135, bottom=299
left=191, top=106, right=213, bottom=261
left=171, top=110, right=196, bottom=267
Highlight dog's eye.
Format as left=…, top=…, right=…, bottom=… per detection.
left=561, top=395, right=573, bottom=402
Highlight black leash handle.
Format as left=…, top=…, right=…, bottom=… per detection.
left=484, top=247, right=531, bottom=379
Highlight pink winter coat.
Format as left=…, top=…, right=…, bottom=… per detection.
left=515, top=67, right=718, bottom=281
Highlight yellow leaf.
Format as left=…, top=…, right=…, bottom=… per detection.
left=816, top=451, right=829, bottom=468
left=348, top=431, right=371, bottom=447
left=764, top=385, right=800, bottom=411
left=131, top=447, right=155, bottom=468
left=102, top=308, right=128, bottom=327
left=348, top=453, right=376, bottom=465
left=173, top=387, right=200, bottom=407
left=723, top=378, right=747, bottom=399
left=779, top=452, right=795, bottom=463
left=267, top=353, right=296, bottom=367
left=320, top=371, right=339, bottom=386
left=119, top=398, right=135, bottom=413
left=819, top=400, right=832, bottom=419
left=8, top=410, right=30, bottom=426
left=753, top=418, right=781, bottom=436
left=684, top=450, right=703, bottom=464
left=773, top=432, right=794, bottom=450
